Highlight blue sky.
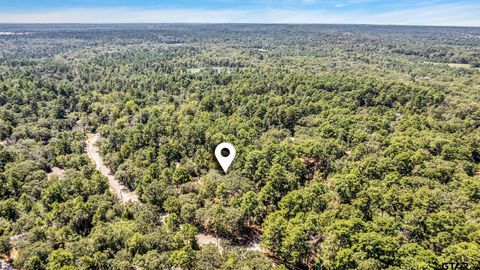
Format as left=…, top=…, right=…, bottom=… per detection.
left=0, top=0, right=479, bottom=26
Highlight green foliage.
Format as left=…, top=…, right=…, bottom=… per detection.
left=169, top=246, right=195, bottom=269
left=173, top=165, right=192, bottom=185
left=0, top=24, right=479, bottom=270
left=46, top=249, right=75, bottom=270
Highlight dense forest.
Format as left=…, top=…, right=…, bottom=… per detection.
left=0, top=24, right=480, bottom=270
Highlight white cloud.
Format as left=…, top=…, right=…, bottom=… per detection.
left=0, top=2, right=479, bottom=26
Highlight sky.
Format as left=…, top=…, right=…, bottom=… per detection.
left=0, top=0, right=479, bottom=26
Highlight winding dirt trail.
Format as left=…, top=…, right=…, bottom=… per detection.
left=86, top=134, right=139, bottom=203
left=85, top=134, right=218, bottom=246
left=85, top=133, right=261, bottom=251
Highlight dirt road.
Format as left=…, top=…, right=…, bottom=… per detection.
left=85, top=133, right=139, bottom=203
left=85, top=133, right=261, bottom=250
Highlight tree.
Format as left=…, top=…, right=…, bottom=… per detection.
left=332, top=173, right=365, bottom=204
left=0, top=150, right=13, bottom=171
left=25, top=255, right=46, bottom=270
left=169, top=246, right=195, bottom=269
left=397, top=243, right=439, bottom=270
left=352, top=232, right=400, bottom=268
left=0, top=236, right=11, bottom=256
left=47, top=249, right=75, bottom=270
left=268, top=164, right=292, bottom=198
left=441, top=242, right=480, bottom=267
left=173, top=166, right=191, bottom=185
left=261, top=212, right=287, bottom=255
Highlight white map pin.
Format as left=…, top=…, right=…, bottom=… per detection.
left=215, top=142, right=236, bottom=173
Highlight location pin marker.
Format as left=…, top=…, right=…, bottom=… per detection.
left=215, top=142, right=236, bottom=173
